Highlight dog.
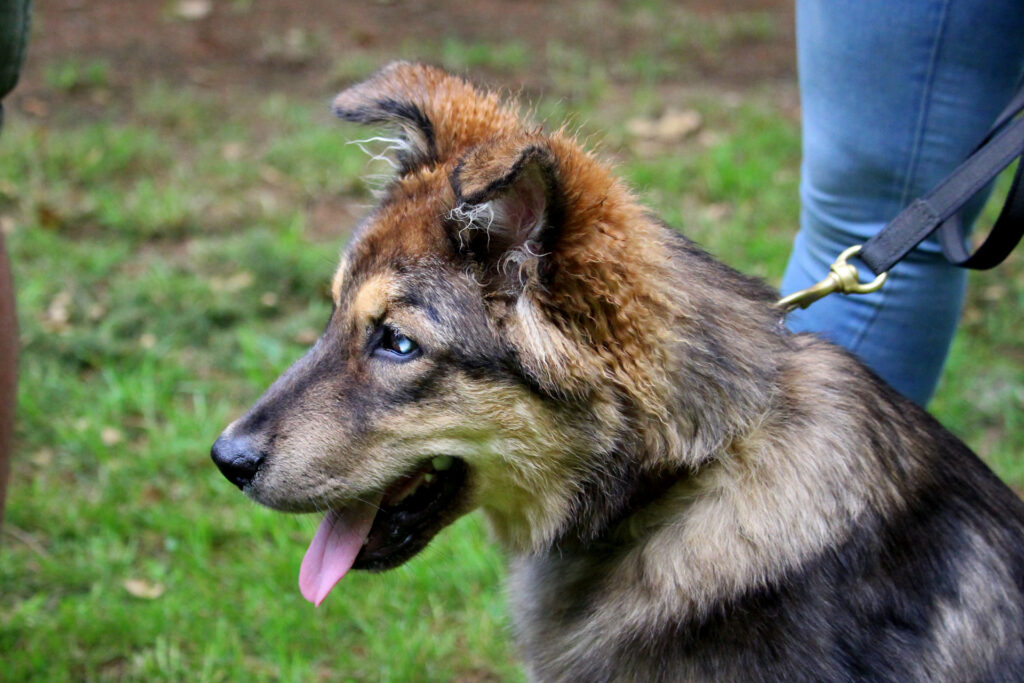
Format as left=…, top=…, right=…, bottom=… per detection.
left=212, top=62, right=1024, bottom=681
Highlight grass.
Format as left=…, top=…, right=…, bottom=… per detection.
left=615, top=6, right=780, bottom=83
left=2, top=46, right=1024, bottom=682
left=0, top=85, right=521, bottom=681
left=929, top=164, right=1024, bottom=480
left=42, top=59, right=112, bottom=93
left=435, top=38, right=532, bottom=73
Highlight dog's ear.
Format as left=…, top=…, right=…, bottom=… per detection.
left=448, top=138, right=564, bottom=290
left=333, top=61, right=520, bottom=175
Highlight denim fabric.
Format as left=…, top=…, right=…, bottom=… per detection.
left=781, top=0, right=1024, bottom=405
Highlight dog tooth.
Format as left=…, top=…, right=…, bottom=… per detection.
left=432, top=456, right=454, bottom=471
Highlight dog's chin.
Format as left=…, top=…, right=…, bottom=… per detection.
left=353, top=456, right=470, bottom=571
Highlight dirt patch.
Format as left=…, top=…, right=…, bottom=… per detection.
left=14, top=0, right=794, bottom=112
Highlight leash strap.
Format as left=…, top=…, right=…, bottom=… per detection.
left=859, top=85, right=1024, bottom=276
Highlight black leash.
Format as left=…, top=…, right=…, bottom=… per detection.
left=778, top=83, right=1024, bottom=312
left=860, top=84, right=1024, bottom=275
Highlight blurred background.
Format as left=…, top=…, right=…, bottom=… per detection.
left=2, top=1, right=1022, bottom=680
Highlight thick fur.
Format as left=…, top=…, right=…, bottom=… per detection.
left=215, top=63, right=1024, bottom=681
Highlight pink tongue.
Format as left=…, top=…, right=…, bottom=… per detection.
left=299, top=496, right=381, bottom=606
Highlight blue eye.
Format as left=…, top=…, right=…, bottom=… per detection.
left=377, top=327, right=420, bottom=360
left=392, top=334, right=415, bottom=354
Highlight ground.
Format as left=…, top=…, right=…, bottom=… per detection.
left=2, top=1, right=1023, bottom=681
left=20, top=0, right=795, bottom=98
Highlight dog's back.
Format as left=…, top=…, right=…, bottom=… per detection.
left=213, top=63, right=1024, bottom=681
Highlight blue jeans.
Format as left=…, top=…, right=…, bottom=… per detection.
left=781, top=0, right=1024, bottom=405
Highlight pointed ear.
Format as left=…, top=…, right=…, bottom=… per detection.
left=448, top=140, right=565, bottom=287
left=333, top=61, right=520, bottom=175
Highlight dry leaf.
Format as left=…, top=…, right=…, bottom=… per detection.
left=626, top=117, right=657, bottom=138
left=123, top=579, right=165, bottom=600
left=654, top=109, right=702, bottom=141
left=42, top=290, right=73, bottom=332
left=101, top=427, right=124, bottom=446
left=175, top=0, right=212, bottom=21
left=86, top=303, right=107, bottom=321
left=221, top=142, right=245, bottom=162
left=627, top=109, right=703, bottom=144
left=31, top=449, right=54, bottom=467
left=209, top=271, right=254, bottom=294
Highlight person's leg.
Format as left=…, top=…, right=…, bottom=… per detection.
left=782, top=0, right=1024, bottom=406
left=0, top=234, right=15, bottom=529
left=0, top=0, right=31, bottom=529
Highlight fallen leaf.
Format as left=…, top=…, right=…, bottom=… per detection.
left=653, top=109, right=702, bottom=142
left=221, top=142, right=245, bottom=162
left=210, top=271, right=254, bottom=294
left=31, top=448, right=54, bottom=467
left=123, top=579, right=165, bottom=600
left=622, top=108, right=704, bottom=152
left=703, top=203, right=731, bottom=222
left=101, top=427, right=124, bottom=446
left=626, top=117, right=656, bottom=138
left=42, top=291, right=72, bottom=332
left=258, top=165, right=284, bottom=186
left=175, top=0, right=212, bottom=21
left=86, top=303, right=106, bottom=321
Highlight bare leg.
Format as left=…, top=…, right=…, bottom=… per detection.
left=0, top=233, right=15, bottom=528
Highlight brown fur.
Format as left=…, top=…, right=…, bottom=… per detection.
left=214, top=63, right=1024, bottom=681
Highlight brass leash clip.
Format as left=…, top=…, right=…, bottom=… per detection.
left=775, top=245, right=888, bottom=312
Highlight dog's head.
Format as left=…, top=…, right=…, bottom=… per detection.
left=212, top=63, right=777, bottom=605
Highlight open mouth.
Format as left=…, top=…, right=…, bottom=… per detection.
left=298, top=456, right=468, bottom=606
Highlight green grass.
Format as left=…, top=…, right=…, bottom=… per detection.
left=2, top=58, right=1023, bottom=681
left=928, top=164, right=1024, bottom=480
left=0, top=87, right=521, bottom=681
left=43, top=59, right=112, bottom=93
left=435, top=38, right=533, bottom=73
left=623, top=99, right=801, bottom=278
left=615, top=6, right=780, bottom=83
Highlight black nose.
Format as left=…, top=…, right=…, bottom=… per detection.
left=211, top=434, right=265, bottom=489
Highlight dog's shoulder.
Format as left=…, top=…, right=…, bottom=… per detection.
left=511, top=335, right=1024, bottom=681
